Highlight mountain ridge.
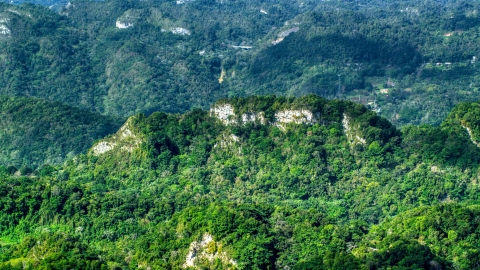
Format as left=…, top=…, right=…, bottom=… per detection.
left=0, top=95, right=480, bottom=268
left=0, top=0, right=478, bottom=126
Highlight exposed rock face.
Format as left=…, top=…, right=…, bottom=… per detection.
left=171, top=27, right=191, bottom=35
left=183, top=233, right=237, bottom=269
left=0, top=25, right=10, bottom=35
left=210, top=103, right=317, bottom=128
left=275, top=109, right=315, bottom=124
left=430, top=166, right=444, bottom=173
left=272, top=27, right=299, bottom=45
left=116, top=9, right=140, bottom=29
left=176, top=0, right=195, bottom=4
left=93, top=141, right=116, bottom=155
left=218, top=69, right=226, bottom=83
left=242, top=112, right=266, bottom=125
left=92, top=117, right=142, bottom=156
left=0, top=18, right=10, bottom=35
left=279, top=27, right=300, bottom=38
left=462, top=124, right=480, bottom=148
left=7, top=9, right=27, bottom=17
left=116, top=21, right=133, bottom=29
left=210, top=104, right=236, bottom=125
left=342, top=114, right=366, bottom=145
left=210, top=103, right=372, bottom=144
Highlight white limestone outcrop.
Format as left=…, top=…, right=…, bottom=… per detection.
left=7, top=9, right=26, bottom=17
left=210, top=104, right=236, bottom=125
left=183, top=233, right=237, bottom=268
left=0, top=17, right=10, bottom=35
left=272, top=27, right=300, bottom=45
left=0, top=25, right=10, bottom=35
left=92, top=118, right=142, bottom=156
left=116, top=9, right=140, bottom=29
left=275, top=109, right=315, bottom=124
left=210, top=104, right=318, bottom=128
left=342, top=114, right=366, bottom=145
left=430, top=165, right=445, bottom=173
left=214, top=134, right=241, bottom=150
left=171, top=27, right=191, bottom=35
left=116, top=21, right=133, bottom=29
left=93, top=141, right=116, bottom=155
left=462, top=123, right=480, bottom=148
left=176, top=0, right=195, bottom=4
left=242, top=112, right=266, bottom=125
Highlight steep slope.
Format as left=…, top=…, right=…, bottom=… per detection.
left=0, top=0, right=478, bottom=126
left=402, top=101, right=480, bottom=168
left=0, top=95, right=479, bottom=268
left=0, top=0, right=66, bottom=6
left=0, top=95, right=122, bottom=168
left=445, top=102, right=480, bottom=145
left=353, top=204, right=480, bottom=269
left=0, top=0, right=310, bottom=116
left=225, top=1, right=480, bottom=126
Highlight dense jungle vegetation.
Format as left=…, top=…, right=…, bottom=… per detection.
left=0, top=0, right=478, bottom=124
left=0, top=96, right=122, bottom=168
left=1, top=0, right=480, bottom=269
left=0, top=95, right=479, bottom=269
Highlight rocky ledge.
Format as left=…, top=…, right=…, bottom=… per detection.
left=210, top=103, right=319, bottom=127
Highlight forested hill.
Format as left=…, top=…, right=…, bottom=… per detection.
left=0, top=0, right=479, bottom=126
left=1, top=95, right=480, bottom=268
left=1, top=0, right=66, bottom=8
left=0, top=96, right=123, bottom=168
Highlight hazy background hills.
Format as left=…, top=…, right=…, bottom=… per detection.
left=0, top=0, right=477, bottom=123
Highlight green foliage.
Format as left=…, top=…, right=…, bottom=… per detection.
left=0, top=96, right=478, bottom=268
left=0, top=232, right=106, bottom=269
left=0, top=96, right=122, bottom=168
left=402, top=102, right=480, bottom=168
left=0, top=0, right=479, bottom=127
left=355, top=204, right=480, bottom=269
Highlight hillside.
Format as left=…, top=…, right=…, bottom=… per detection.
left=0, top=0, right=478, bottom=126
left=0, top=96, right=122, bottom=168
left=0, top=0, right=65, bottom=5
left=0, top=95, right=479, bottom=269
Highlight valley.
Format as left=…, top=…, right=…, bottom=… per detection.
left=0, top=0, right=477, bottom=126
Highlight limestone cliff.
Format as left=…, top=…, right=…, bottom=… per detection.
left=91, top=116, right=142, bottom=156
left=342, top=113, right=367, bottom=146
left=209, top=99, right=378, bottom=147
left=183, top=233, right=237, bottom=269
left=461, top=123, right=480, bottom=148
left=209, top=103, right=319, bottom=128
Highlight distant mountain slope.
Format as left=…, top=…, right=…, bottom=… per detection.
left=0, top=0, right=479, bottom=125
left=0, top=0, right=65, bottom=6
left=0, top=96, right=122, bottom=168
left=0, top=95, right=480, bottom=268
left=0, top=0, right=308, bottom=116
